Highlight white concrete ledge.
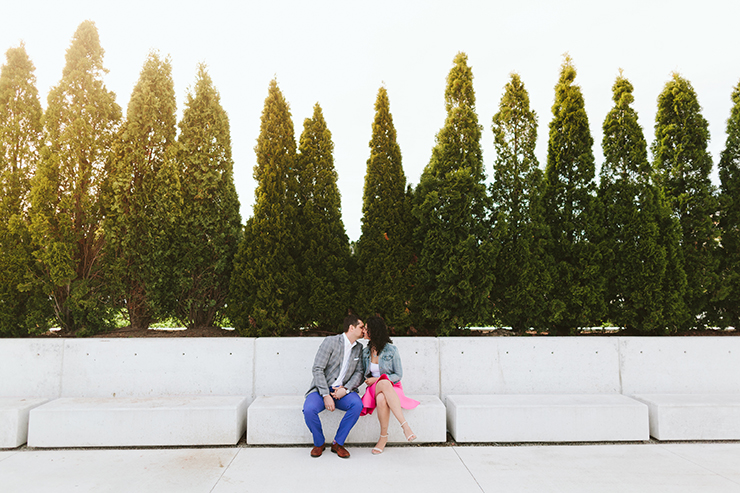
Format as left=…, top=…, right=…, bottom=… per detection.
left=0, top=398, right=50, bottom=448
left=247, top=395, right=446, bottom=445
left=631, top=394, right=740, bottom=440
left=27, top=396, right=249, bottom=447
left=447, top=394, right=649, bottom=443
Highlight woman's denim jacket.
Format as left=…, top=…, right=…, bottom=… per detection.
left=362, top=343, right=403, bottom=384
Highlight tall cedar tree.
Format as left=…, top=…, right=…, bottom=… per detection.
left=29, top=21, right=121, bottom=335
left=230, top=80, right=300, bottom=335
left=489, top=73, right=550, bottom=332
left=294, top=104, right=351, bottom=331
left=176, top=64, right=241, bottom=329
left=715, top=80, right=740, bottom=327
left=652, top=73, right=718, bottom=329
left=355, top=87, right=415, bottom=332
left=542, top=55, right=604, bottom=334
left=599, top=73, right=688, bottom=333
left=0, top=44, right=51, bottom=336
left=104, top=52, right=180, bottom=329
left=412, top=52, right=493, bottom=334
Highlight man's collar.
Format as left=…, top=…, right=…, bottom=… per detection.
left=343, top=332, right=357, bottom=347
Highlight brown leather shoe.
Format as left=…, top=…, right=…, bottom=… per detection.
left=310, top=444, right=326, bottom=457
left=331, top=442, right=350, bottom=458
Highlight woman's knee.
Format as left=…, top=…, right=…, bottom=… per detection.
left=377, top=379, right=392, bottom=392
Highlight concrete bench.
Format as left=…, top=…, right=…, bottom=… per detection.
left=621, top=337, right=740, bottom=440
left=246, top=337, right=447, bottom=444
left=0, top=340, right=64, bottom=448
left=441, top=338, right=649, bottom=443
left=27, top=338, right=254, bottom=448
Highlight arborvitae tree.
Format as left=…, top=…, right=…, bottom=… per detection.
left=714, top=80, right=740, bottom=328
left=355, top=87, right=414, bottom=332
left=0, top=44, right=51, bottom=336
left=412, top=52, right=493, bottom=335
left=229, top=79, right=300, bottom=335
left=104, top=51, right=180, bottom=330
left=29, top=21, right=121, bottom=335
left=292, top=103, right=351, bottom=331
left=599, top=72, right=688, bottom=333
left=174, top=64, right=242, bottom=330
left=489, top=73, right=550, bottom=332
left=652, top=73, right=718, bottom=329
left=541, top=55, right=604, bottom=334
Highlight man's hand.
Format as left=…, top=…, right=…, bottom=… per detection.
left=323, top=394, right=335, bottom=412
left=330, top=387, right=348, bottom=400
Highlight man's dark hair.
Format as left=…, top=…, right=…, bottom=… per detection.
left=343, top=313, right=360, bottom=332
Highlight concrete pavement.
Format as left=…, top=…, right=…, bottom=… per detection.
left=2, top=442, right=740, bottom=492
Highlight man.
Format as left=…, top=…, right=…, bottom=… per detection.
left=302, top=314, right=365, bottom=458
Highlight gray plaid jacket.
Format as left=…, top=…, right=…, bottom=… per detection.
left=305, top=333, right=364, bottom=397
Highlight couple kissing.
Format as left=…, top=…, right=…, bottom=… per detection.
left=302, top=314, right=419, bottom=458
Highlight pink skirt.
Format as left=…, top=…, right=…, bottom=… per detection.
left=360, top=374, right=420, bottom=416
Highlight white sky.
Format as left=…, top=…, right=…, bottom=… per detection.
left=2, top=0, right=739, bottom=242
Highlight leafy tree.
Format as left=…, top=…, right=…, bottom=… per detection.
left=28, top=21, right=122, bottom=335
left=292, top=103, right=351, bottom=331
left=355, top=87, right=415, bottom=332
left=714, top=79, right=740, bottom=328
left=489, top=73, right=550, bottom=332
left=0, top=44, right=51, bottom=336
left=599, top=72, right=687, bottom=333
left=652, top=73, right=718, bottom=329
left=174, top=64, right=242, bottom=330
left=229, top=79, right=300, bottom=335
left=412, top=52, right=493, bottom=335
left=104, top=51, right=180, bottom=330
left=541, top=55, right=604, bottom=334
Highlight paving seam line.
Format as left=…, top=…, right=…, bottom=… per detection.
left=452, top=446, right=485, bottom=493
left=657, top=443, right=740, bottom=486
left=209, top=448, right=241, bottom=493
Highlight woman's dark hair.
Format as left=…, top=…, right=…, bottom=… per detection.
left=367, top=315, right=392, bottom=354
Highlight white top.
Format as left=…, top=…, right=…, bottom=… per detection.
left=331, top=333, right=357, bottom=388
left=369, top=362, right=380, bottom=378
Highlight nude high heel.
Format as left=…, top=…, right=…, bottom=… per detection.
left=372, top=434, right=388, bottom=455
left=401, top=421, right=417, bottom=442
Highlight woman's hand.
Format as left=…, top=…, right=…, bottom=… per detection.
left=365, top=377, right=379, bottom=386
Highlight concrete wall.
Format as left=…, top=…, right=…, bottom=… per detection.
left=0, top=340, right=64, bottom=398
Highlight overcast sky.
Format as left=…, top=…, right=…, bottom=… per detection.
left=2, top=0, right=739, bottom=241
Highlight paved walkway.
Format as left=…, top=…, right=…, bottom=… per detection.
left=2, top=442, right=740, bottom=492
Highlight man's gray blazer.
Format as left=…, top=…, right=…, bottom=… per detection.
left=306, top=333, right=365, bottom=397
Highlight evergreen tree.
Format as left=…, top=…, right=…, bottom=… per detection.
left=412, top=52, right=493, bottom=335
left=28, top=21, right=121, bottom=335
left=599, top=72, right=687, bottom=333
left=541, top=55, right=604, bottom=334
left=489, top=73, right=550, bottom=332
left=229, top=79, right=300, bottom=335
left=293, top=103, right=351, bottom=331
left=714, top=79, right=740, bottom=327
left=175, top=64, right=242, bottom=330
left=355, top=87, right=414, bottom=332
left=0, top=44, right=51, bottom=336
left=652, top=73, right=718, bottom=329
left=104, top=51, right=180, bottom=330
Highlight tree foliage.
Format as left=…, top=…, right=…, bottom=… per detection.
left=542, top=55, right=604, bottom=334
left=104, top=51, right=180, bottom=330
left=229, top=79, right=300, bottom=335
left=355, top=87, right=414, bottom=331
left=489, top=73, right=550, bottom=332
left=599, top=72, right=687, bottom=333
left=28, top=21, right=121, bottom=335
left=652, top=73, right=718, bottom=329
left=412, top=52, right=493, bottom=334
left=0, top=44, right=51, bottom=336
left=293, top=103, right=351, bottom=331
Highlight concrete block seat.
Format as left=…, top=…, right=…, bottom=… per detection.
left=0, top=340, right=64, bottom=448
left=246, top=337, right=447, bottom=445
left=621, top=338, right=740, bottom=440
left=27, top=338, right=254, bottom=448
left=441, top=338, right=650, bottom=443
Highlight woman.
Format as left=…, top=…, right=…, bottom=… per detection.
left=360, top=315, right=419, bottom=454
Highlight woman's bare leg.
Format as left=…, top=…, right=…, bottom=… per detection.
left=373, top=392, right=390, bottom=453
left=375, top=379, right=415, bottom=438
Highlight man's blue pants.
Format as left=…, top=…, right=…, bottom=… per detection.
left=303, top=391, right=363, bottom=447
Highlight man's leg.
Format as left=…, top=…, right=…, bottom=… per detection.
left=333, top=392, right=362, bottom=446
left=303, top=392, right=326, bottom=447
